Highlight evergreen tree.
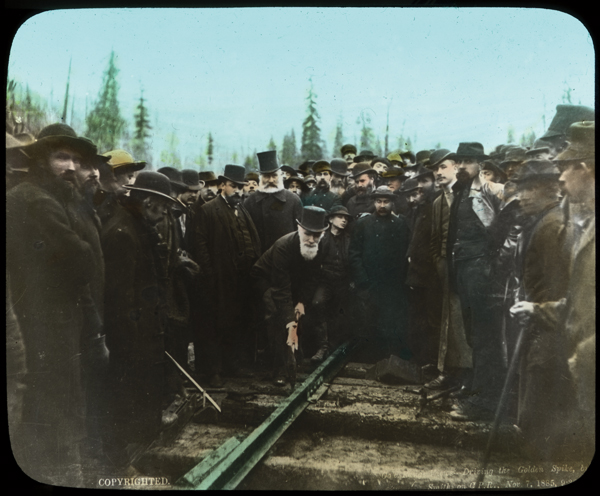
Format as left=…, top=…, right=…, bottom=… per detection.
left=206, top=132, right=214, bottom=166
left=333, top=120, right=344, bottom=157
left=281, top=128, right=298, bottom=166
left=85, top=50, right=128, bottom=151
left=194, top=154, right=207, bottom=170
left=358, top=111, right=375, bottom=151
left=130, top=90, right=152, bottom=163
left=267, top=136, right=277, bottom=153
left=520, top=128, right=536, bottom=148
left=300, top=79, right=323, bottom=161
left=507, top=125, right=516, bottom=144
left=160, top=132, right=182, bottom=169
left=244, top=151, right=259, bottom=172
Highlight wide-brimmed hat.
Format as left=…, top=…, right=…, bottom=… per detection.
left=280, top=165, right=298, bottom=177
left=297, top=206, right=329, bottom=232
left=199, top=170, right=219, bottom=184
left=354, top=150, right=375, bottom=163
left=428, top=149, right=453, bottom=170
left=125, top=171, right=179, bottom=203
left=330, top=158, right=350, bottom=176
left=525, top=145, right=552, bottom=158
left=312, top=160, right=332, bottom=174
left=6, top=132, right=34, bottom=172
left=341, top=144, right=357, bottom=156
left=257, top=150, right=280, bottom=174
left=218, top=164, right=248, bottom=186
left=327, top=205, right=353, bottom=219
left=245, top=172, right=259, bottom=182
left=513, top=160, right=560, bottom=184
left=25, top=123, right=99, bottom=159
left=554, top=121, right=595, bottom=162
left=540, top=104, right=595, bottom=140
left=446, top=142, right=489, bottom=162
left=481, top=160, right=507, bottom=183
left=157, top=167, right=187, bottom=193
left=371, top=185, right=397, bottom=199
left=102, top=149, right=146, bottom=174
left=499, top=147, right=527, bottom=169
left=351, top=162, right=378, bottom=179
left=284, top=175, right=310, bottom=192
left=181, top=169, right=204, bottom=190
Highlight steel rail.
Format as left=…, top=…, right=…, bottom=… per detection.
left=176, top=338, right=360, bottom=490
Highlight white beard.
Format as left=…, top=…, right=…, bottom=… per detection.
left=258, top=175, right=284, bottom=193
left=300, top=243, right=319, bottom=260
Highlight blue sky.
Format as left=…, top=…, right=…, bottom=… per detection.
left=8, top=7, right=595, bottom=171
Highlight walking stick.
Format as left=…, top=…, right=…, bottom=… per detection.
left=476, top=314, right=528, bottom=485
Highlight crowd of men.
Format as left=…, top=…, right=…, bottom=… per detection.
left=6, top=103, right=595, bottom=484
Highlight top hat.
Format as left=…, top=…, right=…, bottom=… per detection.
left=218, top=164, right=248, bottom=185
left=513, top=160, right=560, bottom=184
left=199, top=170, right=219, bottom=184
left=330, top=158, right=350, bottom=176
left=157, top=167, right=187, bottom=192
left=354, top=150, right=375, bottom=162
left=447, top=142, right=489, bottom=162
left=280, top=165, right=298, bottom=177
left=540, top=104, right=595, bottom=140
left=428, top=149, right=453, bottom=170
left=102, top=149, right=146, bottom=174
left=26, top=123, right=103, bottom=162
left=181, top=169, right=204, bottom=190
left=371, top=185, right=397, bottom=199
left=555, top=121, right=595, bottom=162
left=245, top=172, right=259, bottom=182
left=257, top=150, right=280, bottom=174
left=351, top=162, right=378, bottom=179
left=328, top=205, right=353, bottom=219
left=297, top=206, right=329, bottom=232
left=341, top=144, right=357, bottom=156
left=125, top=171, right=179, bottom=203
left=312, top=160, right=332, bottom=174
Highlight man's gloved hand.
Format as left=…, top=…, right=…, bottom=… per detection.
left=286, top=322, right=299, bottom=352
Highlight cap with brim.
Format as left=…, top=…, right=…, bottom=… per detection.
left=312, top=160, right=332, bottom=174
left=330, top=158, right=350, bottom=176
left=328, top=205, right=353, bottom=219
left=284, top=176, right=310, bottom=192
left=218, top=164, right=248, bottom=186
left=102, top=149, right=146, bottom=173
left=257, top=150, right=280, bottom=174
left=371, top=185, right=397, bottom=199
left=297, top=206, right=329, bottom=232
left=157, top=167, right=188, bottom=192
left=554, top=121, right=595, bottom=162
left=26, top=123, right=98, bottom=159
left=513, top=160, right=560, bottom=184
left=351, top=162, right=378, bottom=179
left=199, top=171, right=218, bottom=184
left=181, top=169, right=204, bottom=190
left=125, top=171, right=179, bottom=203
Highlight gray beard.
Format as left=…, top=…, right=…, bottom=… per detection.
left=300, top=243, right=319, bottom=260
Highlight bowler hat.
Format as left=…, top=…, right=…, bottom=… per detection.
left=26, top=123, right=99, bottom=159
left=540, top=104, right=595, bottom=140
left=257, top=150, right=280, bottom=174
left=181, top=169, right=204, bottom=190
left=513, top=160, right=560, bottom=184
left=447, top=142, right=489, bottom=162
left=351, top=162, right=378, bottom=179
left=157, top=167, right=187, bottom=192
left=354, top=150, right=375, bottom=162
left=400, top=177, right=420, bottom=193
left=102, top=149, right=146, bottom=173
left=328, top=205, right=353, bottom=219
left=199, top=170, right=218, bottom=184
left=297, top=206, right=329, bottom=232
left=416, top=150, right=432, bottom=166
left=312, top=160, right=332, bottom=174
left=330, top=158, right=350, bottom=176
left=555, top=121, right=595, bottom=162
left=280, top=165, right=298, bottom=177
left=413, top=165, right=435, bottom=181
left=371, top=185, right=397, bottom=199
left=381, top=166, right=406, bottom=178
left=341, top=144, right=357, bottom=156
left=125, top=171, right=179, bottom=203
left=297, top=161, right=315, bottom=176
left=499, top=147, right=527, bottom=169
left=284, top=176, right=310, bottom=192
left=428, top=149, right=453, bottom=170
left=218, top=164, right=248, bottom=186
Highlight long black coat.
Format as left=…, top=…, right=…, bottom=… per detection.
left=194, top=195, right=261, bottom=330
left=243, top=189, right=303, bottom=254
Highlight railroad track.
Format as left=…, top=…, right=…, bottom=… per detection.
left=131, top=341, right=589, bottom=491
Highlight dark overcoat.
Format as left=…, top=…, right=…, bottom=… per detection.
left=194, top=195, right=261, bottom=330
left=346, top=193, right=376, bottom=219
left=301, top=188, right=342, bottom=213
left=243, top=189, right=303, bottom=254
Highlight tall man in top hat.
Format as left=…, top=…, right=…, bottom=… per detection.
left=445, top=142, right=506, bottom=421
left=194, top=165, right=261, bottom=387
left=302, top=160, right=342, bottom=212
left=243, top=150, right=303, bottom=255
left=349, top=186, right=411, bottom=362
left=251, top=207, right=331, bottom=384
left=7, top=123, right=109, bottom=483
